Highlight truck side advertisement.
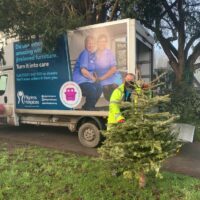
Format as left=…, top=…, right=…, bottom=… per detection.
left=14, top=36, right=75, bottom=110
left=14, top=19, right=152, bottom=112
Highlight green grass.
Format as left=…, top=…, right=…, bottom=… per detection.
left=0, top=144, right=199, bottom=200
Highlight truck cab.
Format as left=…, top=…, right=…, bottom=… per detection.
left=0, top=67, right=17, bottom=125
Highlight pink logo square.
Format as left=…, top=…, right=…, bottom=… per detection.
left=65, top=88, right=77, bottom=101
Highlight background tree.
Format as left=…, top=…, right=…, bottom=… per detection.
left=120, top=0, right=200, bottom=85
left=0, top=0, right=119, bottom=48
left=0, top=0, right=84, bottom=49
left=0, top=0, right=199, bottom=85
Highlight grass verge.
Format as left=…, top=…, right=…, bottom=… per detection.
left=0, top=143, right=199, bottom=200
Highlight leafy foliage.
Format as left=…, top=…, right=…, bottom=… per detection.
left=166, top=83, right=200, bottom=141
left=155, top=73, right=200, bottom=141
left=99, top=92, right=182, bottom=183
left=0, top=0, right=119, bottom=49
left=170, top=84, right=200, bottom=119
left=0, top=0, right=84, bottom=50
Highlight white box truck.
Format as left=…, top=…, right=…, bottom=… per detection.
left=0, top=19, right=154, bottom=147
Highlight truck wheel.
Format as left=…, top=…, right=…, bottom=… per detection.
left=78, top=122, right=101, bottom=148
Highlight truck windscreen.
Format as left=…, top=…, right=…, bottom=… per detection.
left=0, top=75, right=7, bottom=95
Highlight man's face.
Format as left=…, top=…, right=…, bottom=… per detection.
left=125, top=74, right=135, bottom=82
left=125, top=74, right=135, bottom=91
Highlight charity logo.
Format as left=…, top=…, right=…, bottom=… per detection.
left=59, top=81, right=82, bottom=108
left=65, top=88, right=77, bottom=101
left=17, top=91, right=25, bottom=104
left=17, top=91, right=39, bottom=105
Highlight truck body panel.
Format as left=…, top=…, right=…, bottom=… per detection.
left=0, top=19, right=154, bottom=147
left=14, top=36, right=72, bottom=111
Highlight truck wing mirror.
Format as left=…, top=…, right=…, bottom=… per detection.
left=4, top=96, right=7, bottom=104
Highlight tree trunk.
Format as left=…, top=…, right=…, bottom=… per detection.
left=173, top=64, right=194, bottom=86
left=174, top=68, right=182, bottom=84
left=170, top=61, right=183, bottom=85
left=184, top=65, right=194, bottom=85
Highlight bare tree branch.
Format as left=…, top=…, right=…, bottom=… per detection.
left=162, top=0, right=179, bottom=27
left=194, top=63, right=200, bottom=70
left=187, top=41, right=200, bottom=69
left=187, top=2, right=200, bottom=7
left=177, top=0, right=185, bottom=66
left=160, top=0, right=177, bottom=18
left=161, top=17, right=177, bottom=38
left=141, top=16, right=179, bottom=59
left=156, top=30, right=179, bottom=73
left=185, top=33, right=200, bottom=58
left=109, top=0, right=119, bottom=21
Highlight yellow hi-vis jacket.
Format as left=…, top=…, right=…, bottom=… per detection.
left=107, top=83, right=141, bottom=124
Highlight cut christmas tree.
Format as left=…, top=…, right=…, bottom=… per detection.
left=98, top=90, right=182, bottom=188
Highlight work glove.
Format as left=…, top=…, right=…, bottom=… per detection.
left=142, top=83, right=150, bottom=90
left=118, top=119, right=125, bottom=123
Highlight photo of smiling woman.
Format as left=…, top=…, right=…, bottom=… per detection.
left=95, top=34, right=122, bottom=101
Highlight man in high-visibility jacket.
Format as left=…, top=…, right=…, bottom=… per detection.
left=108, top=73, right=141, bottom=125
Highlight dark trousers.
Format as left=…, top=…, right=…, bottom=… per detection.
left=79, top=82, right=102, bottom=110
left=103, top=84, right=118, bottom=101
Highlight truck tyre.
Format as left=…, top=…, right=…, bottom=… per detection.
left=78, top=122, right=101, bottom=148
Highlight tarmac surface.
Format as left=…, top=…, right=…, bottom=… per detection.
left=162, top=142, right=200, bottom=178
left=0, top=125, right=199, bottom=179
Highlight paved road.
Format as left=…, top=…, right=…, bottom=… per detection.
left=0, top=125, right=200, bottom=178
left=163, top=142, right=200, bottom=178
left=0, top=125, right=98, bottom=157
